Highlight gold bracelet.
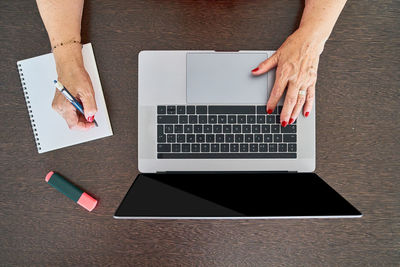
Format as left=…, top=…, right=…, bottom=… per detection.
left=51, top=40, right=82, bottom=52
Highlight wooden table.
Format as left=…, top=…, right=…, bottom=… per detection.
left=1, top=0, right=399, bottom=265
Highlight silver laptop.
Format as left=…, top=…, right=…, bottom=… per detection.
left=113, top=51, right=361, bottom=219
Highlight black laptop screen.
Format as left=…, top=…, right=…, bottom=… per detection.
left=114, top=173, right=361, bottom=218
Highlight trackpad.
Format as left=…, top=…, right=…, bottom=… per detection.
left=187, top=52, right=269, bottom=104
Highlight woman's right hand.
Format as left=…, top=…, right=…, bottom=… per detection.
left=52, top=45, right=98, bottom=130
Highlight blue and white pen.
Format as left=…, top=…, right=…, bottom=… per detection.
left=53, top=80, right=98, bottom=127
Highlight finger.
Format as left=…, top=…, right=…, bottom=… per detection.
left=266, top=66, right=288, bottom=114
left=78, top=82, right=98, bottom=122
left=303, top=84, right=315, bottom=118
left=289, top=87, right=307, bottom=124
left=65, top=111, right=94, bottom=131
left=251, top=53, right=278, bottom=75
left=280, top=81, right=299, bottom=127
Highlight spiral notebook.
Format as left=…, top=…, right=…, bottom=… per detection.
left=17, top=43, right=113, bottom=153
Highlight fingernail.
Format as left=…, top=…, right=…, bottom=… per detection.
left=251, top=67, right=259, bottom=73
left=289, top=118, right=294, bottom=124
left=267, top=109, right=273, bottom=114
left=87, top=115, right=94, bottom=122
left=305, top=112, right=309, bottom=117
left=281, top=121, right=287, bottom=127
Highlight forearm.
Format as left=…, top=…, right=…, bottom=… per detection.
left=299, top=0, right=347, bottom=45
left=36, top=0, right=84, bottom=70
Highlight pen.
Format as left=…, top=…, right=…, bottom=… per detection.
left=53, top=80, right=98, bottom=127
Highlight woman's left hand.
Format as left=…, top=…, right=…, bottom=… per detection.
left=252, top=27, right=325, bottom=126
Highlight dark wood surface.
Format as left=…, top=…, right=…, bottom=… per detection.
left=1, top=0, right=399, bottom=265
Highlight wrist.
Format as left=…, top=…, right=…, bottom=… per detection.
left=295, top=24, right=329, bottom=55
left=53, top=45, right=85, bottom=74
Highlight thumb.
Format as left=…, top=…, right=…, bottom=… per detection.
left=251, top=52, right=278, bottom=76
left=79, top=86, right=98, bottom=122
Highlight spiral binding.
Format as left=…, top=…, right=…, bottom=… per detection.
left=17, top=63, right=41, bottom=151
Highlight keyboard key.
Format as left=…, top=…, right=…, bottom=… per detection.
left=177, top=134, right=185, bottom=143
left=199, top=115, right=207, bottom=123
left=187, top=106, right=195, bottom=114
left=228, top=115, right=236, bottom=123
left=167, top=106, right=176, bottom=114
left=235, top=134, right=244, bottom=143
left=230, top=144, right=239, bottom=152
left=254, top=134, right=263, bottom=142
left=242, top=125, right=251, bottom=133
left=262, top=125, right=270, bottom=133
left=250, top=144, right=258, bottom=152
left=206, top=134, right=215, bottom=142
left=221, top=144, right=230, bottom=152
left=174, top=125, right=183, bottom=133
left=167, top=134, right=176, bottom=143
left=238, top=115, right=246, bottom=123
left=177, top=106, right=185, bottom=114
left=267, top=115, right=275, bottom=123
left=245, top=134, right=253, bottom=142
left=269, top=143, right=277, bottom=152
left=209, top=106, right=255, bottom=114
left=271, top=125, right=280, bottom=133
left=165, top=125, right=173, bottom=133
left=158, top=115, right=178, bottom=124
left=264, top=134, right=272, bottom=142
left=194, top=125, right=203, bottom=133
left=274, top=134, right=283, bottom=142
left=157, top=144, right=171, bottom=152
left=184, top=125, right=193, bottom=133
left=211, top=144, right=220, bottom=152
left=213, top=125, right=222, bottom=133
left=257, top=106, right=267, bottom=114
left=192, top=144, right=200, bottom=152
left=275, top=115, right=280, bottom=124
left=259, top=144, right=268, bottom=152
left=223, top=125, right=232, bottom=133
left=196, top=106, right=207, bottom=114
left=157, top=106, right=166, bottom=114
left=252, top=125, right=261, bottom=133
left=233, top=125, right=241, bottom=133
left=172, top=144, right=181, bottom=152
left=208, top=115, right=217, bottom=124
left=257, top=115, right=265, bottom=123
left=226, top=134, right=234, bottom=142
left=182, top=144, right=190, bottom=152
left=157, top=125, right=164, bottom=135
left=283, top=134, right=297, bottom=142
left=196, top=134, right=205, bottom=142
left=288, top=144, right=297, bottom=152
left=216, top=134, right=224, bottom=142
left=158, top=134, right=166, bottom=143
left=240, top=144, right=249, bottom=152
left=189, top=115, right=198, bottom=124
left=179, top=115, right=188, bottom=124
left=187, top=134, right=195, bottom=142
left=281, top=125, right=296, bottom=133
left=204, top=125, right=212, bottom=133
left=201, top=144, right=210, bottom=152
left=279, top=143, right=287, bottom=152
left=218, top=115, right=227, bottom=124
left=157, top=153, right=297, bottom=159
left=247, top=115, right=256, bottom=124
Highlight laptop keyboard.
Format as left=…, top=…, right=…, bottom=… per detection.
left=157, top=105, right=297, bottom=159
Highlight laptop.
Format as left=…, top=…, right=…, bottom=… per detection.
left=114, top=50, right=362, bottom=219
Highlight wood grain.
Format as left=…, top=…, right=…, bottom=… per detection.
left=0, top=0, right=399, bottom=266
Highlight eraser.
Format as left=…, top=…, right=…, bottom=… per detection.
left=45, top=171, right=54, bottom=182
left=77, top=192, right=98, bottom=212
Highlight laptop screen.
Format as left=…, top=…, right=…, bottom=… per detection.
left=114, top=173, right=361, bottom=218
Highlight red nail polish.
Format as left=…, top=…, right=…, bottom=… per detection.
left=267, top=109, right=273, bottom=114
left=87, top=115, right=94, bottom=122
left=305, top=112, right=309, bottom=117
left=289, top=118, right=294, bottom=124
left=281, top=121, right=287, bottom=127
left=251, top=67, right=259, bottom=72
